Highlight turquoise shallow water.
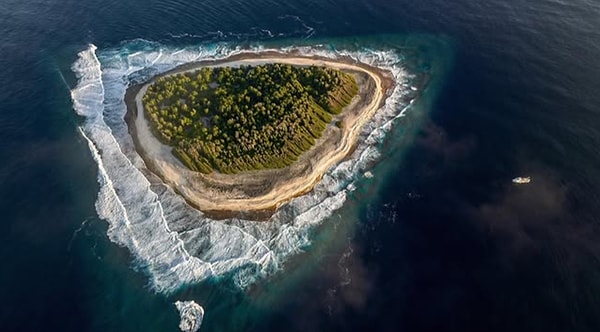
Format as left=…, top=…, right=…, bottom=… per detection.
left=67, top=35, right=448, bottom=331
left=3, top=0, right=600, bottom=331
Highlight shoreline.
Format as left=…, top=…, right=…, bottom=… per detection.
left=125, top=51, right=396, bottom=219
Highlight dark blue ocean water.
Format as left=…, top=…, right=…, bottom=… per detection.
left=2, top=0, right=600, bottom=331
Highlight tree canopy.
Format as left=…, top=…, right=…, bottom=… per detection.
left=142, top=63, right=358, bottom=174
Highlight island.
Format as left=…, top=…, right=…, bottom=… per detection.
left=143, top=63, right=358, bottom=174
left=125, top=52, right=395, bottom=218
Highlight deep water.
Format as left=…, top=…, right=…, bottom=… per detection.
left=2, top=0, right=600, bottom=331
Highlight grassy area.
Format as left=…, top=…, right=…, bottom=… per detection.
left=142, top=63, right=358, bottom=173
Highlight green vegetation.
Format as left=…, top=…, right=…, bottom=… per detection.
left=142, top=63, right=358, bottom=173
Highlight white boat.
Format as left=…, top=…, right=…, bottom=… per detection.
left=512, top=176, right=531, bottom=184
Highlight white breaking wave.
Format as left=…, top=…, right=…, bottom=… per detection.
left=174, top=301, right=204, bottom=332
left=70, top=40, right=417, bottom=294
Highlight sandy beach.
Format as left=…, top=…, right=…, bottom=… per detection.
left=125, top=51, right=395, bottom=217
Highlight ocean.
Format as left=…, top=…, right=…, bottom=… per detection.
left=2, top=0, right=600, bottom=331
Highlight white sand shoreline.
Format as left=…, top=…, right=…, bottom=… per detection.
left=130, top=54, right=394, bottom=214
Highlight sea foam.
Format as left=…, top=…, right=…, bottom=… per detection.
left=71, top=40, right=416, bottom=294
left=175, top=301, right=204, bottom=332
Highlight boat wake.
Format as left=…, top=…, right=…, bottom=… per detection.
left=70, top=39, right=418, bottom=294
